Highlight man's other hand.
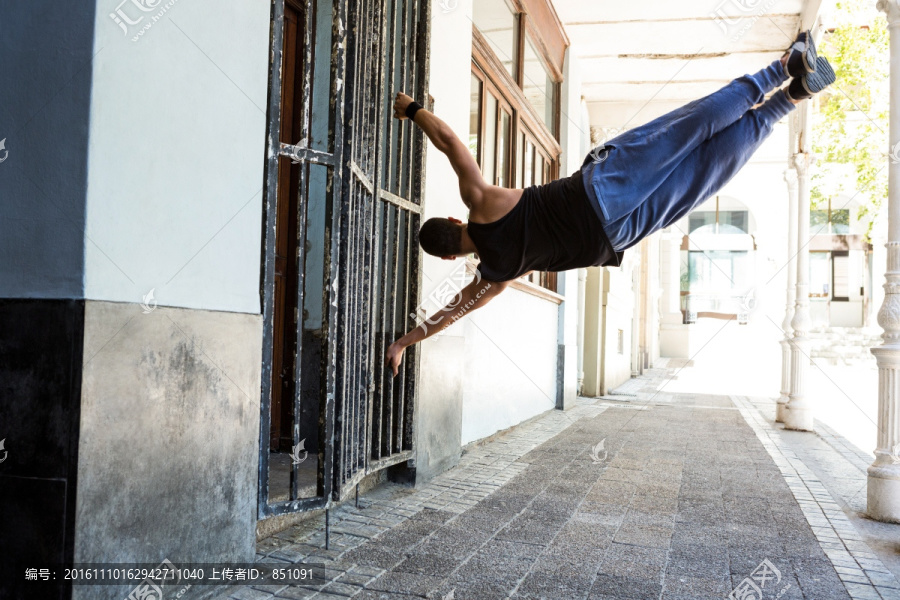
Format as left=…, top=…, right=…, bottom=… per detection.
left=386, top=342, right=406, bottom=377
left=393, top=92, right=414, bottom=120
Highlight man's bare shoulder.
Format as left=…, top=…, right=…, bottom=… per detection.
left=468, top=186, right=525, bottom=224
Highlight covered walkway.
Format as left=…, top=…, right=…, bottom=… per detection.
left=213, top=358, right=900, bottom=600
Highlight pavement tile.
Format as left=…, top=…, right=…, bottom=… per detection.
left=393, top=551, right=462, bottom=578
left=210, top=369, right=898, bottom=600
left=589, top=573, right=664, bottom=599
left=365, top=571, right=444, bottom=596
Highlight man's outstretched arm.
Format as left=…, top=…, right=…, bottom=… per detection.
left=394, top=92, right=486, bottom=209
left=385, top=277, right=509, bottom=376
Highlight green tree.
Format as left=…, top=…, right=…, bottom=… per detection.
left=811, top=0, right=890, bottom=238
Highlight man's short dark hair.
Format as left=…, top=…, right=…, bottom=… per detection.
left=418, top=217, right=463, bottom=257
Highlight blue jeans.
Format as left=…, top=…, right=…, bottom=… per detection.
left=581, top=60, right=795, bottom=252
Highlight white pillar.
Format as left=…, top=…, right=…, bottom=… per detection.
left=577, top=268, right=587, bottom=395
left=784, top=133, right=815, bottom=431
left=778, top=166, right=799, bottom=423
left=868, top=0, right=900, bottom=523
left=659, top=227, right=688, bottom=357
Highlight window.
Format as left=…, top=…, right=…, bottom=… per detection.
left=811, top=199, right=851, bottom=234
left=809, top=252, right=831, bottom=298
left=522, top=33, right=556, bottom=135
left=688, top=203, right=748, bottom=234
left=469, top=70, right=512, bottom=187
left=688, top=251, right=751, bottom=293
left=470, top=0, right=565, bottom=292
left=831, top=210, right=850, bottom=234
left=472, top=0, right=518, bottom=79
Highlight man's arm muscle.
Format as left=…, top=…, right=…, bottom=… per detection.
left=394, top=93, right=485, bottom=208
left=385, top=278, right=508, bottom=376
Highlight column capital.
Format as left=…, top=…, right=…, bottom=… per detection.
left=877, top=0, right=900, bottom=25
left=792, top=152, right=816, bottom=176
left=783, top=166, right=799, bottom=188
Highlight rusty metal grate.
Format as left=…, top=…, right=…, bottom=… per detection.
left=259, top=0, right=430, bottom=518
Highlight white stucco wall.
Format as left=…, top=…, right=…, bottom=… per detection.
left=85, top=0, right=271, bottom=314
left=421, top=0, right=567, bottom=446
left=458, top=291, right=559, bottom=444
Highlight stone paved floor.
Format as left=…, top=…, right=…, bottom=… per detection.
left=212, top=362, right=900, bottom=600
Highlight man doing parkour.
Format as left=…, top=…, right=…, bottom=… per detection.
left=385, top=31, right=834, bottom=376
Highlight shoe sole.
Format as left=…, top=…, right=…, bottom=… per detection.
left=801, top=30, right=817, bottom=74
left=802, top=57, right=835, bottom=94
left=786, top=30, right=817, bottom=77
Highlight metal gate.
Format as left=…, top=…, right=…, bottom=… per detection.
left=259, top=0, right=430, bottom=517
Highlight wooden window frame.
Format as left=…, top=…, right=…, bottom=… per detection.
left=470, top=65, right=515, bottom=187
left=470, top=0, right=567, bottom=294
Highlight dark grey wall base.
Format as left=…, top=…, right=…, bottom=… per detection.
left=0, top=299, right=85, bottom=600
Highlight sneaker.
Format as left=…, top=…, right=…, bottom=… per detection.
left=782, top=30, right=817, bottom=78
left=786, top=56, right=835, bottom=101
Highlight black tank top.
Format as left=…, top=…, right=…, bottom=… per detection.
left=466, top=170, right=623, bottom=282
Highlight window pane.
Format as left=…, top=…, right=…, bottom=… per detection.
left=809, top=252, right=831, bottom=297
left=497, top=108, right=511, bottom=188
left=522, top=34, right=555, bottom=134
left=469, top=74, right=482, bottom=163
left=523, top=139, right=534, bottom=187
left=473, top=0, right=518, bottom=80
left=483, top=94, right=497, bottom=185
left=832, top=209, right=850, bottom=234
left=724, top=210, right=748, bottom=233
left=516, top=133, right=524, bottom=188
left=810, top=209, right=828, bottom=232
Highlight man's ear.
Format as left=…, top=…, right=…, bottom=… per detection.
left=447, top=216, right=462, bottom=224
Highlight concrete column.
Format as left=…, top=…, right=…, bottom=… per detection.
left=778, top=167, right=799, bottom=423
left=784, top=126, right=815, bottom=431
left=660, top=228, right=689, bottom=358
left=868, top=0, right=900, bottom=523
left=577, top=268, right=587, bottom=395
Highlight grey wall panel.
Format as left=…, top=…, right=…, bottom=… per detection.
left=73, top=301, right=262, bottom=600
left=0, top=2, right=96, bottom=298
